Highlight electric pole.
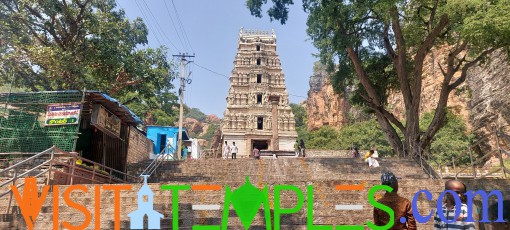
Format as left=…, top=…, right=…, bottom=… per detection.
left=173, top=53, right=194, bottom=160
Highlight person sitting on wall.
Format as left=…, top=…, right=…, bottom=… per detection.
left=364, top=149, right=379, bottom=168
left=352, top=146, right=360, bottom=158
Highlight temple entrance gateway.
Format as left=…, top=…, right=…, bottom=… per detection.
left=252, top=140, right=269, bottom=151
left=221, top=28, right=298, bottom=157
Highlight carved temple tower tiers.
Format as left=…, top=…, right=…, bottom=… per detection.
left=221, top=28, right=298, bottom=157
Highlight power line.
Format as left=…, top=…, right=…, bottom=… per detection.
left=139, top=0, right=181, bottom=52
left=288, top=93, right=308, bottom=98
left=133, top=0, right=163, bottom=47
left=163, top=0, right=188, bottom=53
left=171, top=0, right=194, bottom=53
left=192, top=63, right=308, bottom=99
left=192, top=62, right=230, bottom=80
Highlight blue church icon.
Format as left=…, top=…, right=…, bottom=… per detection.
left=128, top=175, right=164, bottom=229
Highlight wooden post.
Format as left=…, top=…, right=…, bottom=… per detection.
left=72, top=89, right=86, bottom=152
left=7, top=168, right=17, bottom=214
left=494, top=127, right=507, bottom=178
left=452, top=157, right=457, bottom=180
left=70, top=154, right=76, bottom=185
left=468, top=146, right=476, bottom=178
left=46, top=147, right=54, bottom=185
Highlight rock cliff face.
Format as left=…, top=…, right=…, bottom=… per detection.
left=386, top=47, right=471, bottom=123
left=181, top=114, right=222, bottom=151
left=305, top=49, right=510, bottom=155
left=467, top=50, right=510, bottom=153
left=305, top=65, right=353, bottom=130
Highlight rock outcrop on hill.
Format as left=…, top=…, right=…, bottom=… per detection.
left=467, top=50, right=510, bottom=155
left=305, top=49, right=510, bottom=159
left=181, top=109, right=222, bottom=152
left=306, top=68, right=346, bottom=130
left=386, top=47, right=471, bottom=124
left=306, top=64, right=363, bottom=130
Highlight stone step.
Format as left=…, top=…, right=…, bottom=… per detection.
left=2, top=206, right=436, bottom=229
left=148, top=158, right=429, bottom=184
left=3, top=156, right=506, bottom=229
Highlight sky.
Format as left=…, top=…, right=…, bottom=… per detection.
left=117, top=0, right=318, bottom=117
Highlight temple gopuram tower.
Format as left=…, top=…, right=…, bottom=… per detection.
left=221, top=28, right=297, bottom=157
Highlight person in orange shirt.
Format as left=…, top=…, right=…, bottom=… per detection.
left=373, top=172, right=416, bottom=229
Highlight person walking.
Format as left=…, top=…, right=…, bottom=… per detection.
left=231, top=142, right=238, bottom=159
left=182, top=146, right=188, bottom=160
left=253, top=147, right=260, bottom=160
left=299, top=139, right=306, bottom=157
left=373, top=172, right=416, bottom=229
left=223, top=141, right=230, bottom=159
left=433, top=180, right=475, bottom=230
left=294, top=140, right=301, bottom=157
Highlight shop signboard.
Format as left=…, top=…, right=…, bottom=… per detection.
left=91, top=104, right=121, bottom=137
left=45, top=103, right=81, bottom=126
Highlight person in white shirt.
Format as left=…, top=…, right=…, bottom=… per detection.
left=230, top=142, right=238, bottom=159
left=371, top=148, right=379, bottom=167
left=223, top=141, right=230, bottom=159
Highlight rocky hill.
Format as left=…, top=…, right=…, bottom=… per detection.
left=182, top=108, right=222, bottom=151
left=305, top=64, right=366, bottom=130
left=305, top=49, right=510, bottom=155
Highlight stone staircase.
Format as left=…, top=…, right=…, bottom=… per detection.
left=1, top=157, right=509, bottom=229
left=150, top=158, right=432, bottom=184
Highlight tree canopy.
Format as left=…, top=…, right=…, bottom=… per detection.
left=247, top=0, right=510, bottom=157
left=0, top=0, right=178, bottom=125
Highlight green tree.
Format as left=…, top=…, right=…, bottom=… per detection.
left=185, top=107, right=207, bottom=122
left=420, top=111, right=472, bottom=165
left=337, top=120, right=392, bottom=155
left=246, top=0, right=510, bottom=157
left=0, top=0, right=178, bottom=124
left=290, top=103, right=309, bottom=141
left=290, top=103, right=307, bottom=128
left=306, top=126, right=339, bottom=149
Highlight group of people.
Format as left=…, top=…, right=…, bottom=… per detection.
left=294, top=139, right=306, bottom=157
left=223, top=139, right=306, bottom=159
left=374, top=171, right=509, bottom=229
left=222, top=141, right=238, bottom=159
left=353, top=146, right=380, bottom=167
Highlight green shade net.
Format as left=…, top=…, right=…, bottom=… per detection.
left=0, top=91, right=83, bottom=153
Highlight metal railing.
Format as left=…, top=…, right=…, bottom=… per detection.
left=428, top=128, right=509, bottom=180
left=139, top=143, right=177, bottom=178
left=412, top=149, right=441, bottom=179
left=0, top=146, right=138, bottom=213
